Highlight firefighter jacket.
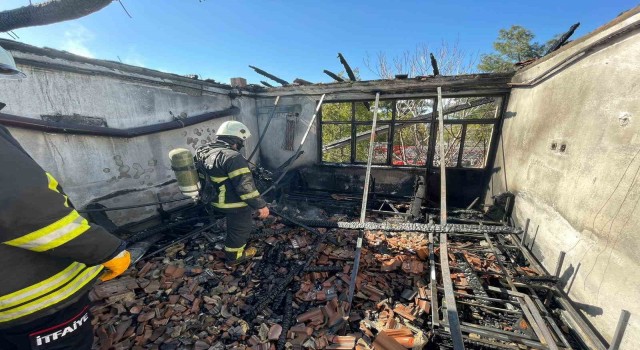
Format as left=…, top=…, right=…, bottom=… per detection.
left=0, top=125, right=124, bottom=328
left=195, top=142, right=267, bottom=211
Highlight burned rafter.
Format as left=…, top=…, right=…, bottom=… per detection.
left=261, top=81, right=274, bottom=88
left=336, top=53, right=370, bottom=110
left=337, top=52, right=357, bottom=81
left=430, top=53, right=440, bottom=76
left=323, top=70, right=345, bottom=82
left=293, top=78, right=313, bottom=86
left=249, top=65, right=290, bottom=86
left=545, top=22, right=580, bottom=55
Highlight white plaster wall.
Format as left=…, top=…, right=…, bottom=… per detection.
left=256, top=95, right=320, bottom=169
left=488, top=11, right=640, bottom=348
left=0, top=54, right=257, bottom=225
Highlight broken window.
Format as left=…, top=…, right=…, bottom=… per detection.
left=321, top=124, right=351, bottom=163
left=432, top=124, right=462, bottom=167
left=320, top=96, right=502, bottom=169
left=355, top=125, right=389, bottom=164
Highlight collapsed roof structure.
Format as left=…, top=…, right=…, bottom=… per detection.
left=0, top=5, right=638, bottom=350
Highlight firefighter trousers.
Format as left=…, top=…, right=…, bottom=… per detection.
left=0, top=293, right=93, bottom=350
left=222, top=206, right=254, bottom=261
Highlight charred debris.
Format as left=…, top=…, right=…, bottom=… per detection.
left=88, top=50, right=606, bottom=350
left=89, top=173, right=603, bottom=350
left=92, top=141, right=601, bottom=350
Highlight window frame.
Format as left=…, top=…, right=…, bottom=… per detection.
left=318, top=94, right=506, bottom=170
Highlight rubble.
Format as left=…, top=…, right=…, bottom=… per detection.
left=90, top=215, right=437, bottom=349
left=91, top=206, right=587, bottom=349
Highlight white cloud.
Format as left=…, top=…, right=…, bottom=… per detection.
left=61, top=24, right=95, bottom=58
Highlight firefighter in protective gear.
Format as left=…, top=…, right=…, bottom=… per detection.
left=0, top=45, right=130, bottom=350
left=195, top=120, right=269, bottom=267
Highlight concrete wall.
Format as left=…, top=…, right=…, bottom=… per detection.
left=256, top=95, right=319, bottom=169
left=0, top=47, right=258, bottom=225
left=487, top=10, right=640, bottom=348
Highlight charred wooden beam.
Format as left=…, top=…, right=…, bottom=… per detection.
left=337, top=52, right=357, bottom=81
left=430, top=53, right=440, bottom=76
left=323, top=69, right=345, bottom=82
left=545, top=22, right=580, bottom=55
left=293, top=78, right=313, bottom=86
left=261, top=80, right=274, bottom=88
left=249, top=65, right=290, bottom=86
left=258, top=72, right=514, bottom=98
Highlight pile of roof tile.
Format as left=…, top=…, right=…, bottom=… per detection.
left=91, top=217, right=434, bottom=349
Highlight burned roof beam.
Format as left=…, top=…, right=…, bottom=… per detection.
left=293, top=78, right=313, bottom=85
left=261, top=81, right=274, bottom=88
left=337, top=53, right=357, bottom=82
left=249, top=65, right=290, bottom=86
left=258, top=73, right=514, bottom=97
left=323, top=70, right=345, bottom=82
left=430, top=53, right=440, bottom=76
left=545, top=22, right=581, bottom=55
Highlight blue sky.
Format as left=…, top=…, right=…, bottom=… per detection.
left=0, top=1, right=636, bottom=84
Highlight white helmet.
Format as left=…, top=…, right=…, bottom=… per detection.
left=0, top=45, right=26, bottom=79
left=216, top=120, right=251, bottom=140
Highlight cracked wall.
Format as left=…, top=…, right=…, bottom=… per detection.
left=487, top=10, right=640, bottom=349
left=0, top=53, right=259, bottom=225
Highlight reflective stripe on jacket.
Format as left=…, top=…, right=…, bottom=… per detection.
left=195, top=142, right=267, bottom=211
left=0, top=125, right=123, bottom=328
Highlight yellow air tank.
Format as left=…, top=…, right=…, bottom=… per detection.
left=168, top=148, right=200, bottom=199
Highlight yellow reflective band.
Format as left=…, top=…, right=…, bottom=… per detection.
left=45, top=173, right=60, bottom=193
left=224, top=245, right=245, bottom=259
left=218, top=184, right=226, bottom=206
left=228, top=167, right=251, bottom=178
left=211, top=184, right=248, bottom=208
left=212, top=202, right=248, bottom=208
left=0, top=265, right=103, bottom=323
left=210, top=176, right=228, bottom=183
left=46, top=173, right=69, bottom=207
left=4, top=211, right=91, bottom=252
left=240, top=190, right=260, bottom=200
left=0, top=263, right=84, bottom=310
left=224, top=244, right=246, bottom=252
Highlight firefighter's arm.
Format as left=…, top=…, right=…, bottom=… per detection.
left=225, top=155, right=267, bottom=209
left=0, top=146, right=126, bottom=268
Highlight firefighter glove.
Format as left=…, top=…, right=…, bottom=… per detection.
left=257, top=207, right=270, bottom=219
left=100, top=250, right=131, bottom=281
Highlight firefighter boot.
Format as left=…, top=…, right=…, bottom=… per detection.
left=224, top=246, right=257, bottom=269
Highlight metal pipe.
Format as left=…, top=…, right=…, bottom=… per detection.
left=0, top=107, right=239, bottom=137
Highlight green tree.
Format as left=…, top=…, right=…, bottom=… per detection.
left=478, top=25, right=546, bottom=73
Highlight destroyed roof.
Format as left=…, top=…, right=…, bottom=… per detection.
left=0, top=38, right=514, bottom=98
left=256, top=73, right=514, bottom=98
left=0, top=38, right=243, bottom=92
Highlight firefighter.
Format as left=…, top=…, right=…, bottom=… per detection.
left=195, top=121, right=269, bottom=268
left=0, top=45, right=131, bottom=349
